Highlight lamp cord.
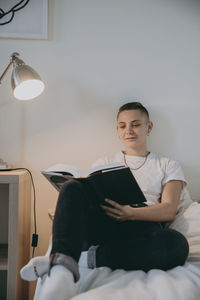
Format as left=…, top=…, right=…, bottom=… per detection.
left=0, top=0, right=30, bottom=25
left=0, top=167, right=38, bottom=257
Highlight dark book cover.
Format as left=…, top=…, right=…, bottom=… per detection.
left=85, top=167, right=147, bottom=206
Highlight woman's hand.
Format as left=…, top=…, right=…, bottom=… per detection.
left=101, top=198, right=134, bottom=221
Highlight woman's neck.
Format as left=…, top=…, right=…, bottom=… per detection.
left=123, top=148, right=149, bottom=157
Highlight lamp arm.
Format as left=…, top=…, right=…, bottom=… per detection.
left=0, top=60, right=13, bottom=84
left=0, top=52, right=20, bottom=84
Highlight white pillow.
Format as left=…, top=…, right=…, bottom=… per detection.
left=169, top=201, right=200, bottom=264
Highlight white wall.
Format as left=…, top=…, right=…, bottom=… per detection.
left=0, top=0, right=200, bottom=295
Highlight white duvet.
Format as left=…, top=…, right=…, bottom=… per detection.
left=34, top=202, right=200, bottom=300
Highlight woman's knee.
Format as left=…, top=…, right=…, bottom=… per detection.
left=60, top=179, right=81, bottom=192
left=60, top=179, right=84, bottom=197
left=164, top=228, right=189, bottom=266
left=57, top=179, right=87, bottom=208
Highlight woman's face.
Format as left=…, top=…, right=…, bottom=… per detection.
left=117, top=109, right=153, bottom=149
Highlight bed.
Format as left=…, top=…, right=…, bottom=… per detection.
left=34, top=201, right=200, bottom=300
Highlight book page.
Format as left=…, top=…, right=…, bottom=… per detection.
left=84, top=162, right=125, bottom=177
left=44, top=164, right=83, bottom=178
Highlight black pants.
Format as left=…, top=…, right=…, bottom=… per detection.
left=51, top=179, right=189, bottom=272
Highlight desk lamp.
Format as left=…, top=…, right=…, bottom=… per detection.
left=0, top=52, right=45, bottom=166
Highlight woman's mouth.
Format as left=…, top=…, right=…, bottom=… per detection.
left=125, top=137, right=136, bottom=140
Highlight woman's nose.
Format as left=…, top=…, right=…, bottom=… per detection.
left=125, top=127, right=133, bottom=134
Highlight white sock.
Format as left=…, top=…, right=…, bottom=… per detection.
left=78, top=251, right=88, bottom=268
left=20, top=256, right=49, bottom=281
left=40, top=265, right=77, bottom=300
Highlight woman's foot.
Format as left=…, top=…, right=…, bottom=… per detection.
left=40, top=265, right=77, bottom=300
left=20, top=256, right=49, bottom=281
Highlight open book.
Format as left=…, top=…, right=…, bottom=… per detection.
left=41, top=162, right=147, bottom=206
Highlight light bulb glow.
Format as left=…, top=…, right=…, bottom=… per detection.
left=13, top=79, right=45, bottom=100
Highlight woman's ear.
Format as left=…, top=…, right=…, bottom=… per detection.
left=147, top=121, right=153, bottom=134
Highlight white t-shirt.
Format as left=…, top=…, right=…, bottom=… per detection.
left=91, top=151, right=193, bottom=214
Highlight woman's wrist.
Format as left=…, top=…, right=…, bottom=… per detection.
left=129, top=207, right=137, bottom=221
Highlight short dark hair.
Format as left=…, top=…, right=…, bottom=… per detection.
left=117, top=102, right=149, bottom=120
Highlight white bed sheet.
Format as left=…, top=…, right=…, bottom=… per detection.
left=34, top=202, right=200, bottom=300
left=74, top=263, right=200, bottom=300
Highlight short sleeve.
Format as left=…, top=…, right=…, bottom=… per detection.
left=162, top=159, right=187, bottom=187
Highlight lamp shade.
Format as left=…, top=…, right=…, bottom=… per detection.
left=11, top=64, right=45, bottom=100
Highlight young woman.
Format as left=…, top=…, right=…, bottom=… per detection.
left=21, top=102, right=189, bottom=300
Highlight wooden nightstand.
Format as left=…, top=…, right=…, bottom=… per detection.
left=0, top=170, right=31, bottom=300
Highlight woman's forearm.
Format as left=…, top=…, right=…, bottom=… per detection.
left=129, top=202, right=176, bottom=222
left=102, top=198, right=177, bottom=223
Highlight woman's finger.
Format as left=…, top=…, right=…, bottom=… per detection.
left=105, top=211, right=123, bottom=221
left=101, top=205, right=122, bottom=215
left=104, top=198, right=122, bottom=209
